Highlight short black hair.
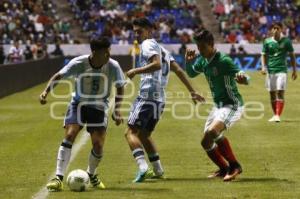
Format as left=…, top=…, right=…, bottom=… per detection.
left=90, top=37, right=111, bottom=51
left=133, top=17, right=153, bottom=28
left=271, top=21, right=283, bottom=29
left=193, top=30, right=214, bottom=46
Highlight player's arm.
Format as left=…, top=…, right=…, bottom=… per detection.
left=290, top=52, right=297, bottom=80
left=224, top=57, right=250, bottom=85
left=261, top=40, right=268, bottom=75
left=170, top=61, right=205, bottom=104
left=261, top=54, right=267, bottom=75
left=185, top=49, right=203, bottom=78
left=126, top=54, right=161, bottom=79
left=112, top=86, right=124, bottom=126
left=39, top=73, right=62, bottom=104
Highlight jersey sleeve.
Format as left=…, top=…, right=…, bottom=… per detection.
left=142, top=40, right=160, bottom=61
left=58, top=58, right=83, bottom=78
left=222, top=56, right=240, bottom=76
left=185, top=57, right=203, bottom=78
left=286, top=38, right=294, bottom=53
left=112, top=62, right=127, bottom=88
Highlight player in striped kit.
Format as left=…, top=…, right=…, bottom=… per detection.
left=125, top=18, right=205, bottom=182
left=39, top=37, right=126, bottom=191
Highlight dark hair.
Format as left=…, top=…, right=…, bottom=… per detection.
left=132, top=17, right=153, bottom=28
left=193, top=30, right=214, bottom=45
left=90, top=37, right=111, bottom=51
left=271, top=22, right=283, bottom=29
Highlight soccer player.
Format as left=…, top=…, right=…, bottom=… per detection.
left=125, top=18, right=205, bottom=183
left=185, top=30, right=249, bottom=181
left=39, top=37, right=126, bottom=191
left=261, top=22, right=297, bottom=122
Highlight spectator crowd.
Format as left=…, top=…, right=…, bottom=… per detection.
left=69, top=0, right=204, bottom=44
left=212, top=0, right=300, bottom=43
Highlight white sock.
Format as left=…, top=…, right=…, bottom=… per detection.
left=148, top=153, right=164, bottom=175
left=56, top=139, right=72, bottom=177
left=87, top=149, right=102, bottom=175
left=132, top=148, right=148, bottom=172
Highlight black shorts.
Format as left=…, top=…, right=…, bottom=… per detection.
left=64, top=102, right=107, bottom=133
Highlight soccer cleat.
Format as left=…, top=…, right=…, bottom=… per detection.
left=46, top=176, right=63, bottom=192
left=132, top=168, right=154, bottom=183
left=268, top=115, right=280, bottom=122
left=207, top=168, right=228, bottom=179
left=223, top=164, right=242, bottom=181
left=151, top=171, right=165, bottom=179
left=88, top=173, right=106, bottom=189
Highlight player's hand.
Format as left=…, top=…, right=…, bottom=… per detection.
left=235, top=71, right=249, bottom=85
left=126, top=69, right=136, bottom=79
left=190, top=92, right=205, bottom=104
left=261, top=67, right=267, bottom=75
left=292, top=70, right=297, bottom=80
left=185, top=49, right=196, bottom=63
left=39, top=91, right=48, bottom=105
left=112, top=110, right=123, bottom=126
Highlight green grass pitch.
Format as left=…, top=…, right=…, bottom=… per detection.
left=0, top=72, right=299, bottom=199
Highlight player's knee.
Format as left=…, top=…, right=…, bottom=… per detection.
left=205, top=128, right=219, bottom=140
left=65, top=130, right=78, bottom=142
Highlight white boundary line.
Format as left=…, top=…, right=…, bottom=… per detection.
left=32, top=132, right=90, bottom=199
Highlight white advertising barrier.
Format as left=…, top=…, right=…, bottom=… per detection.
left=3, top=44, right=300, bottom=56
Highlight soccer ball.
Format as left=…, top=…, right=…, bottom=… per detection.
left=66, top=169, right=89, bottom=192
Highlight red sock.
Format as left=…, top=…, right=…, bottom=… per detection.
left=206, top=147, right=228, bottom=170
left=217, top=137, right=238, bottom=164
left=271, top=100, right=276, bottom=114
left=275, top=100, right=284, bottom=116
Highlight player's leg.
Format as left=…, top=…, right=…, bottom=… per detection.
left=216, top=106, right=244, bottom=181
left=276, top=90, right=285, bottom=118
left=87, top=128, right=106, bottom=189
left=126, top=98, right=154, bottom=182
left=139, top=130, right=164, bottom=178
left=266, top=73, right=278, bottom=121
left=273, top=73, right=287, bottom=121
left=125, top=126, right=154, bottom=182
left=202, top=121, right=229, bottom=179
left=47, top=102, right=83, bottom=191
left=85, top=106, right=108, bottom=188
left=269, top=91, right=277, bottom=116
left=138, top=102, right=164, bottom=177
left=47, top=124, right=81, bottom=191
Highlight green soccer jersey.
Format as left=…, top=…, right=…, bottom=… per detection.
left=186, top=51, right=243, bottom=108
left=262, top=37, right=294, bottom=74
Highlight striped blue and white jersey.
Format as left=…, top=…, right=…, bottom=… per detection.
left=58, top=55, right=126, bottom=110
left=138, top=39, right=172, bottom=102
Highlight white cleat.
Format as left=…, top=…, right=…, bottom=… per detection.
left=268, top=115, right=280, bottom=122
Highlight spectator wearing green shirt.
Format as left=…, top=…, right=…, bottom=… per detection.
left=261, top=22, right=297, bottom=123
left=185, top=30, right=249, bottom=182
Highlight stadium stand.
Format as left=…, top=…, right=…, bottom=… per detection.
left=68, top=0, right=204, bottom=44
left=0, top=0, right=72, bottom=45
left=212, top=0, right=300, bottom=43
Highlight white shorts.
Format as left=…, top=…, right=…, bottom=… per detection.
left=204, top=105, right=244, bottom=133
left=265, top=73, right=287, bottom=91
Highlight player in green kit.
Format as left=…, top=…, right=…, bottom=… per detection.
left=261, top=22, right=297, bottom=122
left=185, top=30, right=249, bottom=181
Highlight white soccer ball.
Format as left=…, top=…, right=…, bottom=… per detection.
left=66, top=169, right=89, bottom=192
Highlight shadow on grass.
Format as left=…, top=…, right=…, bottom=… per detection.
left=160, top=177, right=295, bottom=184
left=236, top=177, right=295, bottom=184
left=99, top=187, right=172, bottom=192
left=281, top=119, right=300, bottom=123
